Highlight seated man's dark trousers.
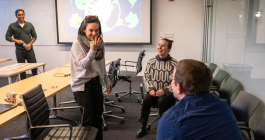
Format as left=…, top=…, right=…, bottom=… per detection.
left=136, top=92, right=176, bottom=138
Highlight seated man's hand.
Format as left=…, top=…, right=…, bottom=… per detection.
left=156, top=89, right=164, bottom=97
left=149, top=90, right=156, bottom=97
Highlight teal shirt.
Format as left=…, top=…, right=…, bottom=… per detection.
left=5, top=21, right=37, bottom=50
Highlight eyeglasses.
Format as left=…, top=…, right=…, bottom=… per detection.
left=169, top=75, right=175, bottom=80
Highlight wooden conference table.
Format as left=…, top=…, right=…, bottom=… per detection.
left=0, top=63, right=46, bottom=84
left=0, top=61, right=111, bottom=128
left=0, top=59, right=12, bottom=63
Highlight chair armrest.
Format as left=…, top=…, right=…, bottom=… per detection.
left=4, top=136, right=30, bottom=140
left=120, top=64, right=135, bottom=67
left=50, top=106, right=84, bottom=126
left=50, top=106, right=84, bottom=111
left=237, top=121, right=248, bottom=126
left=210, top=86, right=219, bottom=90
left=125, top=61, right=137, bottom=64
left=31, top=124, right=73, bottom=140
left=31, top=124, right=72, bottom=129
left=239, top=126, right=253, bottom=131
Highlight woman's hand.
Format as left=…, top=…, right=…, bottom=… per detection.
left=104, top=85, right=111, bottom=96
left=156, top=89, right=164, bottom=97
left=90, top=36, right=102, bottom=51
left=149, top=90, right=156, bottom=97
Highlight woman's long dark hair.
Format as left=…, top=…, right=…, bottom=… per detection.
left=78, top=16, right=102, bottom=37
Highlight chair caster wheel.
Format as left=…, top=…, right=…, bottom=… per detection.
left=105, top=98, right=109, bottom=102
left=146, top=125, right=151, bottom=130
left=120, top=118, right=124, bottom=124
left=138, top=116, right=143, bottom=123
left=137, top=99, right=141, bottom=103
left=121, top=108, right=125, bottom=113
left=103, top=124, right=107, bottom=131
left=118, top=98, right=121, bottom=102
left=103, top=126, right=107, bottom=131
left=115, top=93, right=119, bottom=97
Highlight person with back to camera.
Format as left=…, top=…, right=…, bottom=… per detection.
left=156, top=59, right=244, bottom=140
left=70, top=15, right=110, bottom=140
left=136, top=38, right=178, bottom=138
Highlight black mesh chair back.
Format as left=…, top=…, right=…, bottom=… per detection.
left=212, top=69, right=229, bottom=88
left=136, top=50, right=145, bottom=74
left=106, top=59, right=121, bottom=92
left=218, top=77, right=242, bottom=105
left=208, top=63, right=217, bottom=75
left=22, top=84, right=98, bottom=140
left=102, top=58, right=125, bottom=127
left=231, top=91, right=260, bottom=126
left=22, top=84, right=51, bottom=140
left=255, top=118, right=265, bottom=140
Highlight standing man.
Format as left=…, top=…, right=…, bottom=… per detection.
left=5, top=9, right=37, bottom=80
left=156, top=59, right=243, bottom=140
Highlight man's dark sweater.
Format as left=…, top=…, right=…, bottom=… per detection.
left=5, top=21, right=37, bottom=50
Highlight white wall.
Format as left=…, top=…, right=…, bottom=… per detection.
left=0, top=0, right=204, bottom=76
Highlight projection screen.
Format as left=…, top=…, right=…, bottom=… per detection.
left=55, top=0, right=152, bottom=44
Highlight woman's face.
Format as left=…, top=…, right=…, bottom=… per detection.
left=157, top=40, right=171, bottom=56
left=83, top=22, right=100, bottom=41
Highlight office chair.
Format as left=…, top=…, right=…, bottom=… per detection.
left=217, top=77, right=242, bottom=106
left=240, top=117, right=265, bottom=140
left=102, top=59, right=125, bottom=130
left=115, top=50, right=145, bottom=103
left=5, top=84, right=98, bottom=140
left=231, top=91, right=260, bottom=139
left=208, top=63, right=217, bottom=75
left=210, top=69, right=229, bottom=93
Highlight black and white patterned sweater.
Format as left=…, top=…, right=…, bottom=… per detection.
left=143, top=54, right=177, bottom=95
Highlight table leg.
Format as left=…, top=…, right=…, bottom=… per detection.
left=8, top=77, right=12, bottom=84
left=49, top=94, right=78, bottom=124
left=4, top=116, right=29, bottom=139
left=18, top=74, right=21, bottom=81
left=43, top=65, right=45, bottom=72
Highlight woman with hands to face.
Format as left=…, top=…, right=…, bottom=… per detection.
left=70, top=15, right=110, bottom=140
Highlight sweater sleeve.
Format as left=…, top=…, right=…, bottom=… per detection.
left=5, top=24, right=13, bottom=42
left=143, top=60, right=156, bottom=92
left=30, top=23, right=37, bottom=41
left=71, top=41, right=96, bottom=69
left=163, top=84, right=173, bottom=96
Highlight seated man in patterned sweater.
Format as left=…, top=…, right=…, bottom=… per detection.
left=136, top=38, right=178, bottom=138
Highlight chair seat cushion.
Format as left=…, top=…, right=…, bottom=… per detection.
left=118, top=71, right=137, bottom=79
left=43, top=126, right=98, bottom=140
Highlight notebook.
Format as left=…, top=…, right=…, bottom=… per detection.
left=0, top=104, right=17, bottom=114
